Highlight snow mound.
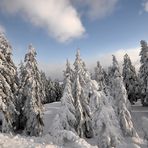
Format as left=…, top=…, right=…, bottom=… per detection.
left=51, top=128, right=97, bottom=148
left=0, top=133, right=59, bottom=148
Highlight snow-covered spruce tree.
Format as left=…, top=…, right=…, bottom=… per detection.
left=0, top=33, right=18, bottom=132
left=54, top=79, right=63, bottom=102
left=72, top=50, right=94, bottom=138
left=109, top=55, right=138, bottom=138
left=94, top=61, right=107, bottom=92
left=63, top=59, right=74, bottom=84
left=18, top=45, right=44, bottom=136
left=122, top=54, right=140, bottom=104
left=46, top=78, right=56, bottom=103
left=139, top=40, right=148, bottom=106
left=73, top=50, right=93, bottom=86
left=90, top=60, right=123, bottom=147
left=50, top=61, right=77, bottom=145
left=73, top=74, right=93, bottom=138
left=51, top=56, right=93, bottom=143
left=59, top=75, right=76, bottom=132
left=40, top=71, right=48, bottom=104
left=46, top=78, right=63, bottom=103
left=17, top=61, right=26, bottom=130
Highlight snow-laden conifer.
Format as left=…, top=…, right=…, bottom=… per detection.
left=72, top=50, right=94, bottom=138
left=94, top=61, right=106, bottom=91
left=63, top=59, right=74, bottom=84
left=122, top=54, right=140, bottom=104
left=109, top=55, right=138, bottom=138
left=18, top=45, right=44, bottom=136
left=60, top=76, right=76, bottom=130
left=0, top=33, right=18, bottom=132
left=51, top=61, right=76, bottom=144
left=40, top=71, right=48, bottom=104
left=139, top=40, right=148, bottom=105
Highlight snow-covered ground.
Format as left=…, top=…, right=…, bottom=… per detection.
left=0, top=101, right=148, bottom=148
left=131, top=100, right=148, bottom=148
left=43, top=102, right=61, bottom=135
left=0, top=133, right=59, bottom=148
left=131, top=100, right=148, bottom=137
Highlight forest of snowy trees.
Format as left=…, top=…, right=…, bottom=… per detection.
left=0, top=32, right=148, bottom=147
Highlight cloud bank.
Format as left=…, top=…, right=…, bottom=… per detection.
left=0, top=0, right=85, bottom=42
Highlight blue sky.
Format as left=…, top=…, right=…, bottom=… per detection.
left=0, top=0, right=148, bottom=79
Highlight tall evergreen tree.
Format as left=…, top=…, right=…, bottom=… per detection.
left=51, top=75, right=76, bottom=142
left=0, top=33, right=18, bottom=132
left=122, top=54, right=140, bottom=104
left=40, top=71, right=48, bottom=104
left=46, top=78, right=56, bottom=103
left=54, top=79, right=63, bottom=102
left=51, top=61, right=76, bottom=144
left=109, top=55, right=138, bottom=138
left=94, top=61, right=107, bottom=92
left=18, top=45, right=44, bottom=136
left=73, top=74, right=85, bottom=137
left=72, top=50, right=93, bottom=138
left=63, top=59, right=74, bottom=84
left=60, top=75, right=76, bottom=131
left=139, top=40, right=148, bottom=106
left=73, top=50, right=93, bottom=86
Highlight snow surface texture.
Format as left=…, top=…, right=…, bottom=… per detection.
left=0, top=133, right=59, bottom=148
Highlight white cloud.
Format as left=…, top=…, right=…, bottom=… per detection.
left=0, top=0, right=119, bottom=42
left=144, top=0, right=148, bottom=12
left=0, top=25, right=5, bottom=33
left=72, top=0, right=118, bottom=20
left=0, top=0, right=85, bottom=42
